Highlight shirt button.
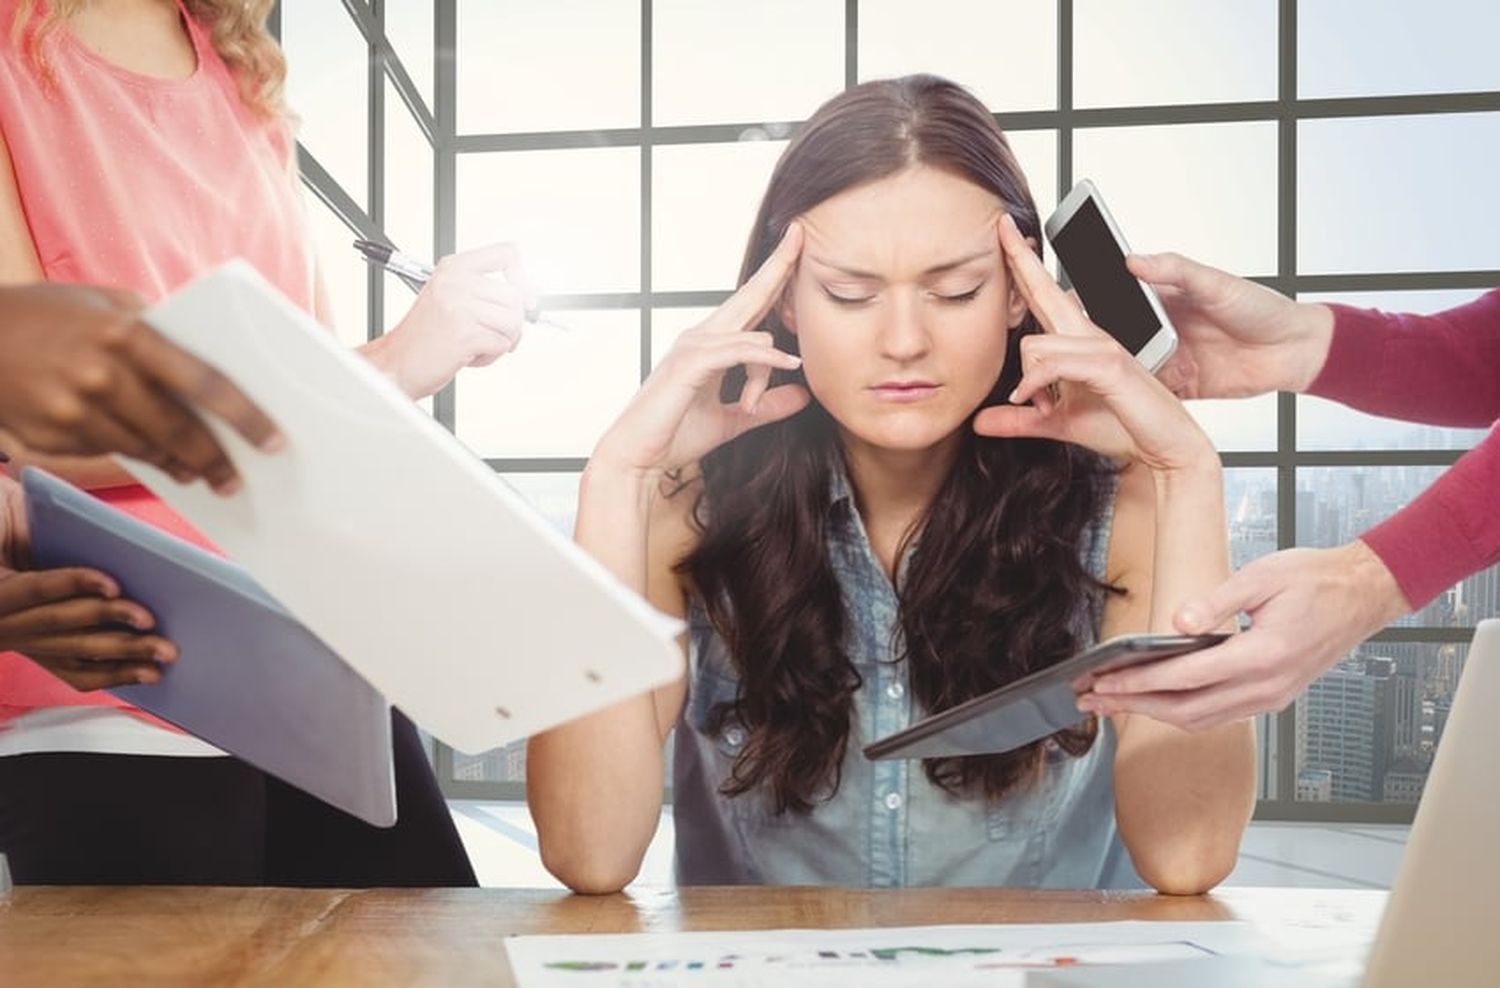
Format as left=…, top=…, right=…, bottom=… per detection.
left=886, top=681, right=905, bottom=700
left=884, top=792, right=902, bottom=811
left=724, top=727, right=744, bottom=747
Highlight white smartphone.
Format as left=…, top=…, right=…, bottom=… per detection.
left=1043, top=178, right=1178, bottom=372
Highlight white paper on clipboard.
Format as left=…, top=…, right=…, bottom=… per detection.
left=122, top=261, right=684, bottom=754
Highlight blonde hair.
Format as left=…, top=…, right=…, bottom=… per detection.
left=11, top=0, right=287, bottom=119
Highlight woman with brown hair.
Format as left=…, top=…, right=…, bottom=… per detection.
left=528, top=75, right=1256, bottom=895
left=0, top=0, right=512, bottom=885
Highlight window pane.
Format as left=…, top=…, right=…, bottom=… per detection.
left=1298, top=113, right=1500, bottom=275
left=457, top=0, right=640, bottom=134
left=1299, top=0, right=1500, bottom=99
left=383, top=80, right=434, bottom=263
left=651, top=307, right=715, bottom=368
left=1073, top=122, right=1279, bottom=278
left=1296, top=466, right=1500, bottom=625
left=858, top=0, right=1056, bottom=112
left=455, top=148, right=641, bottom=296
left=1296, top=640, right=1466, bottom=805
left=1074, top=0, right=1276, bottom=108
left=500, top=472, right=584, bottom=535
left=453, top=740, right=527, bottom=784
left=384, top=0, right=434, bottom=111
left=283, top=3, right=369, bottom=210
left=1187, top=395, right=1278, bottom=453
left=304, top=194, right=369, bottom=348
left=1296, top=465, right=1438, bottom=551
left=1296, top=290, right=1493, bottom=451
left=653, top=0, right=843, bottom=126
left=653, top=141, right=786, bottom=293
left=1006, top=129, right=1059, bottom=222
left=1226, top=467, right=1279, bottom=571
left=455, top=309, right=641, bottom=458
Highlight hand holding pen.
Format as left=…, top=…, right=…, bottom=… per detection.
left=354, top=240, right=572, bottom=332
left=356, top=240, right=545, bottom=399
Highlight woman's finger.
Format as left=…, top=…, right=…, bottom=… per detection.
left=972, top=404, right=1068, bottom=444
left=0, top=596, right=154, bottom=641
left=739, top=362, right=772, bottom=414
left=998, top=213, right=1090, bottom=337
left=469, top=299, right=526, bottom=341
left=126, top=322, right=282, bottom=453
left=721, top=383, right=812, bottom=442
left=64, top=395, right=194, bottom=483
left=1008, top=343, right=1134, bottom=407
left=21, top=629, right=177, bottom=663
left=466, top=276, right=523, bottom=313
left=39, top=658, right=165, bottom=692
left=0, top=568, right=119, bottom=611
left=1081, top=679, right=1265, bottom=733
left=1092, top=637, right=1258, bottom=697
left=100, top=365, right=238, bottom=492
left=706, top=221, right=804, bottom=335
left=703, top=340, right=803, bottom=378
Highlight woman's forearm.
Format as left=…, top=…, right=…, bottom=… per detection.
left=525, top=463, right=678, bottom=894
left=1145, top=461, right=1233, bottom=634
left=1115, top=461, right=1256, bottom=894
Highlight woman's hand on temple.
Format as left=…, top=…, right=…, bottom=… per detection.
left=587, top=223, right=810, bottom=481
left=974, top=213, right=1214, bottom=474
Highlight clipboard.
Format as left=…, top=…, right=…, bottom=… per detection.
left=23, top=468, right=398, bottom=826
left=863, top=633, right=1229, bottom=761
left=119, top=262, right=685, bottom=754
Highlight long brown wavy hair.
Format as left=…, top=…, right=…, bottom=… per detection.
left=11, top=0, right=287, bottom=118
left=681, top=75, right=1116, bottom=816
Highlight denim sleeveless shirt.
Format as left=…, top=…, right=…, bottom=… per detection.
left=671, top=467, right=1142, bottom=888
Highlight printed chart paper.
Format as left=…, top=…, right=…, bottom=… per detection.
left=504, top=921, right=1269, bottom=988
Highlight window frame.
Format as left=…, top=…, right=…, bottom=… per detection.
left=285, top=1, right=1500, bottom=820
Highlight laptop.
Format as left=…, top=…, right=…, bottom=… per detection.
left=1029, top=619, right=1500, bottom=987
left=24, top=468, right=397, bottom=827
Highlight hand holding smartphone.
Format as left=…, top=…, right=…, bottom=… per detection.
left=1044, top=179, right=1178, bottom=372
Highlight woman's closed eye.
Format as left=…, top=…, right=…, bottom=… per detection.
left=822, top=285, right=876, bottom=306
left=931, top=281, right=987, bottom=304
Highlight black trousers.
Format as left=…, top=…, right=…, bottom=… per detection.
left=0, top=710, right=476, bottom=887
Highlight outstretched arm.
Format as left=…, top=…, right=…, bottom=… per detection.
left=1309, top=290, right=1500, bottom=428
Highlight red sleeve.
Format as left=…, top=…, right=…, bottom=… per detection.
left=1308, top=289, right=1500, bottom=427
left=1361, top=425, right=1500, bottom=608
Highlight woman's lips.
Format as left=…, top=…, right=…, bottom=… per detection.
left=870, top=381, right=941, bottom=402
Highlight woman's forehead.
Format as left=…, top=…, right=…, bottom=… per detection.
left=800, top=166, right=1004, bottom=277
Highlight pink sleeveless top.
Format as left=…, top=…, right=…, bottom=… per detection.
left=0, top=0, right=315, bottom=725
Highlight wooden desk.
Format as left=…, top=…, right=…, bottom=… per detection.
left=0, top=885, right=1383, bottom=986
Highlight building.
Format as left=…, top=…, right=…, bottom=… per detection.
left=1297, top=656, right=1384, bottom=802
left=1296, top=768, right=1333, bottom=803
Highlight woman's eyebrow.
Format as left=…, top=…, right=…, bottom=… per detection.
left=807, top=247, right=997, bottom=280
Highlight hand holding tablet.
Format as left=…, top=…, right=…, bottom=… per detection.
left=863, top=633, right=1229, bottom=761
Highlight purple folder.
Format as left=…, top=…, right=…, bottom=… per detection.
left=22, top=468, right=397, bottom=827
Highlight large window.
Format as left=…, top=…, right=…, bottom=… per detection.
left=282, top=2, right=1500, bottom=821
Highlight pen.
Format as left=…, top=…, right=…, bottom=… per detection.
left=353, top=239, right=571, bottom=331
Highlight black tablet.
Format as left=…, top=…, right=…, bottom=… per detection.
left=862, top=633, right=1229, bottom=760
